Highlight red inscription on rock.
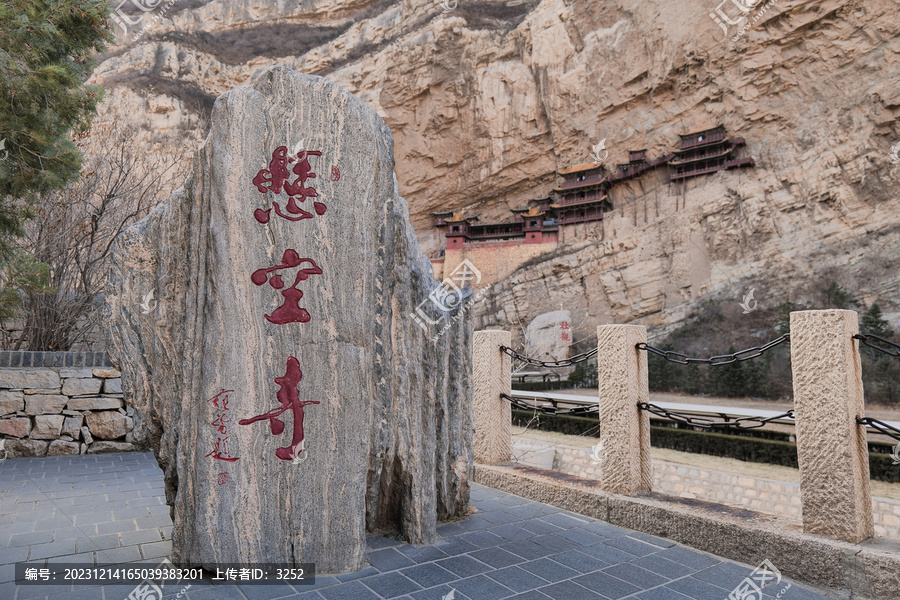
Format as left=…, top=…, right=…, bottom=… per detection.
left=251, top=146, right=327, bottom=223
left=251, top=250, right=322, bottom=325
left=238, top=357, right=319, bottom=461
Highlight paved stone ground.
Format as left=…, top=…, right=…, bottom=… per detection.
left=0, top=453, right=837, bottom=600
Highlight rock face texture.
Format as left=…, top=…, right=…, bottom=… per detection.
left=90, top=0, right=900, bottom=346
left=524, top=310, right=572, bottom=364
left=106, top=67, right=472, bottom=573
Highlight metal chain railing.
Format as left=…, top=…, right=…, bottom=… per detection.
left=856, top=417, right=900, bottom=443
left=499, top=346, right=598, bottom=368
left=638, top=402, right=794, bottom=430
left=636, top=333, right=790, bottom=365
left=501, top=393, right=599, bottom=417
left=854, top=334, right=900, bottom=358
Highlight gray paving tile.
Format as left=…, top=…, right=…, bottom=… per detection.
left=485, top=565, right=550, bottom=593
left=635, top=586, right=694, bottom=600
left=531, top=533, right=582, bottom=552
left=399, top=562, right=457, bottom=588
left=518, top=558, right=580, bottom=583
left=628, top=555, right=694, bottom=579
left=457, top=530, right=504, bottom=549
left=486, top=524, right=534, bottom=541
left=360, top=571, right=422, bottom=598
left=555, top=528, right=607, bottom=547
left=518, top=519, right=563, bottom=536
left=452, top=574, right=514, bottom=600
left=507, top=592, right=552, bottom=600
left=336, top=567, right=379, bottom=582
left=538, top=513, right=591, bottom=530
left=666, top=576, right=736, bottom=600
left=318, top=580, right=381, bottom=600
left=97, top=520, right=137, bottom=535
left=28, top=539, right=77, bottom=560
left=601, top=536, right=659, bottom=557
left=433, top=537, right=478, bottom=557
left=435, top=522, right=467, bottom=537
left=184, top=584, right=248, bottom=600
left=237, top=582, right=298, bottom=599
left=477, top=510, right=521, bottom=525
left=539, top=580, right=606, bottom=600
left=601, top=563, right=668, bottom=590
left=572, top=570, right=641, bottom=599
left=435, top=555, right=491, bottom=578
left=657, top=546, right=721, bottom=570
left=9, top=530, right=53, bottom=547
left=367, top=535, right=403, bottom=550
left=626, top=532, right=675, bottom=548
left=396, top=544, right=448, bottom=564
left=367, top=548, right=416, bottom=572
left=409, top=583, right=472, bottom=600
left=500, top=536, right=561, bottom=561
left=547, top=549, right=608, bottom=573
left=468, top=547, right=524, bottom=569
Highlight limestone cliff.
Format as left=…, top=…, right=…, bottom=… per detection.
left=91, top=0, right=900, bottom=344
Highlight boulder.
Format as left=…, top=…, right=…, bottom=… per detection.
left=103, top=378, right=123, bottom=394
left=61, top=378, right=102, bottom=396
left=67, top=397, right=124, bottom=411
left=31, top=415, right=65, bottom=440
left=0, top=417, right=31, bottom=438
left=93, top=368, right=122, bottom=378
left=85, top=411, right=129, bottom=440
left=62, top=416, right=83, bottom=440
left=0, top=390, right=24, bottom=416
left=47, top=440, right=81, bottom=456
left=86, top=441, right=135, bottom=454
left=106, top=67, right=472, bottom=573
left=60, top=368, right=94, bottom=379
left=5, top=439, right=49, bottom=457
left=0, top=369, right=60, bottom=390
left=24, top=394, right=68, bottom=415
left=524, top=310, right=573, bottom=364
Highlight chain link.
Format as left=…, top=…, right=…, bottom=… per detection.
left=636, top=334, right=790, bottom=366
left=501, top=394, right=599, bottom=417
left=499, top=346, right=598, bottom=369
left=638, top=402, right=794, bottom=430
left=854, top=334, right=900, bottom=358
left=857, top=417, right=900, bottom=442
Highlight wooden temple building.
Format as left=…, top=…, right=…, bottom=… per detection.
left=434, top=125, right=755, bottom=249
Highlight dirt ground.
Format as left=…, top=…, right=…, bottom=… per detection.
left=512, top=426, right=900, bottom=500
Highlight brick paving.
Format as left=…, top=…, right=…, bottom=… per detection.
left=0, top=453, right=836, bottom=600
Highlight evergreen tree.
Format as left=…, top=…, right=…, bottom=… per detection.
left=824, top=282, right=852, bottom=309
left=0, top=0, right=113, bottom=251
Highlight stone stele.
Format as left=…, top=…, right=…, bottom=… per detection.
left=524, top=309, right=572, bottom=363
left=106, top=67, right=472, bottom=573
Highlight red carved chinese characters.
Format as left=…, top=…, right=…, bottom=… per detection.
left=560, top=321, right=570, bottom=342
left=330, top=165, right=340, bottom=181
left=252, top=146, right=327, bottom=223
left=205, top=389, right=239, bottom=462
left=251, top=250, right=322, bottom=325
left=238, top=357, right=319, bottom=461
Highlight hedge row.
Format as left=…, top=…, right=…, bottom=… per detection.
left=511, top=409, right=900, bottom=483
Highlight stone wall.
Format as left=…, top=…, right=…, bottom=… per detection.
left=0, top=352, right=135, bottom=457
left=514, top=439, right=900, bottom=540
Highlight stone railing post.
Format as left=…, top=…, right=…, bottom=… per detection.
left=596, top=325, right=652, bottom=495
left=790, top=310, right=874, bottom=543
left=473, top=330, right=512, bottom=465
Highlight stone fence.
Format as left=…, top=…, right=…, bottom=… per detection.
left=0, top=351, right=135, bottom=457
left=474, top=310, right=892, bottom=545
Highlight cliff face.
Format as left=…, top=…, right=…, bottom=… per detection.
left=92, top=0, right=900, bottom=342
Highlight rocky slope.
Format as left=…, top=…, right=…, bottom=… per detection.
left=90, top=0, right=900, bottom=343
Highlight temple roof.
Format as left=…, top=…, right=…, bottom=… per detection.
left=677, top=124, right=725, bottom=138
left=557, top=162, right=604, bottom=175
